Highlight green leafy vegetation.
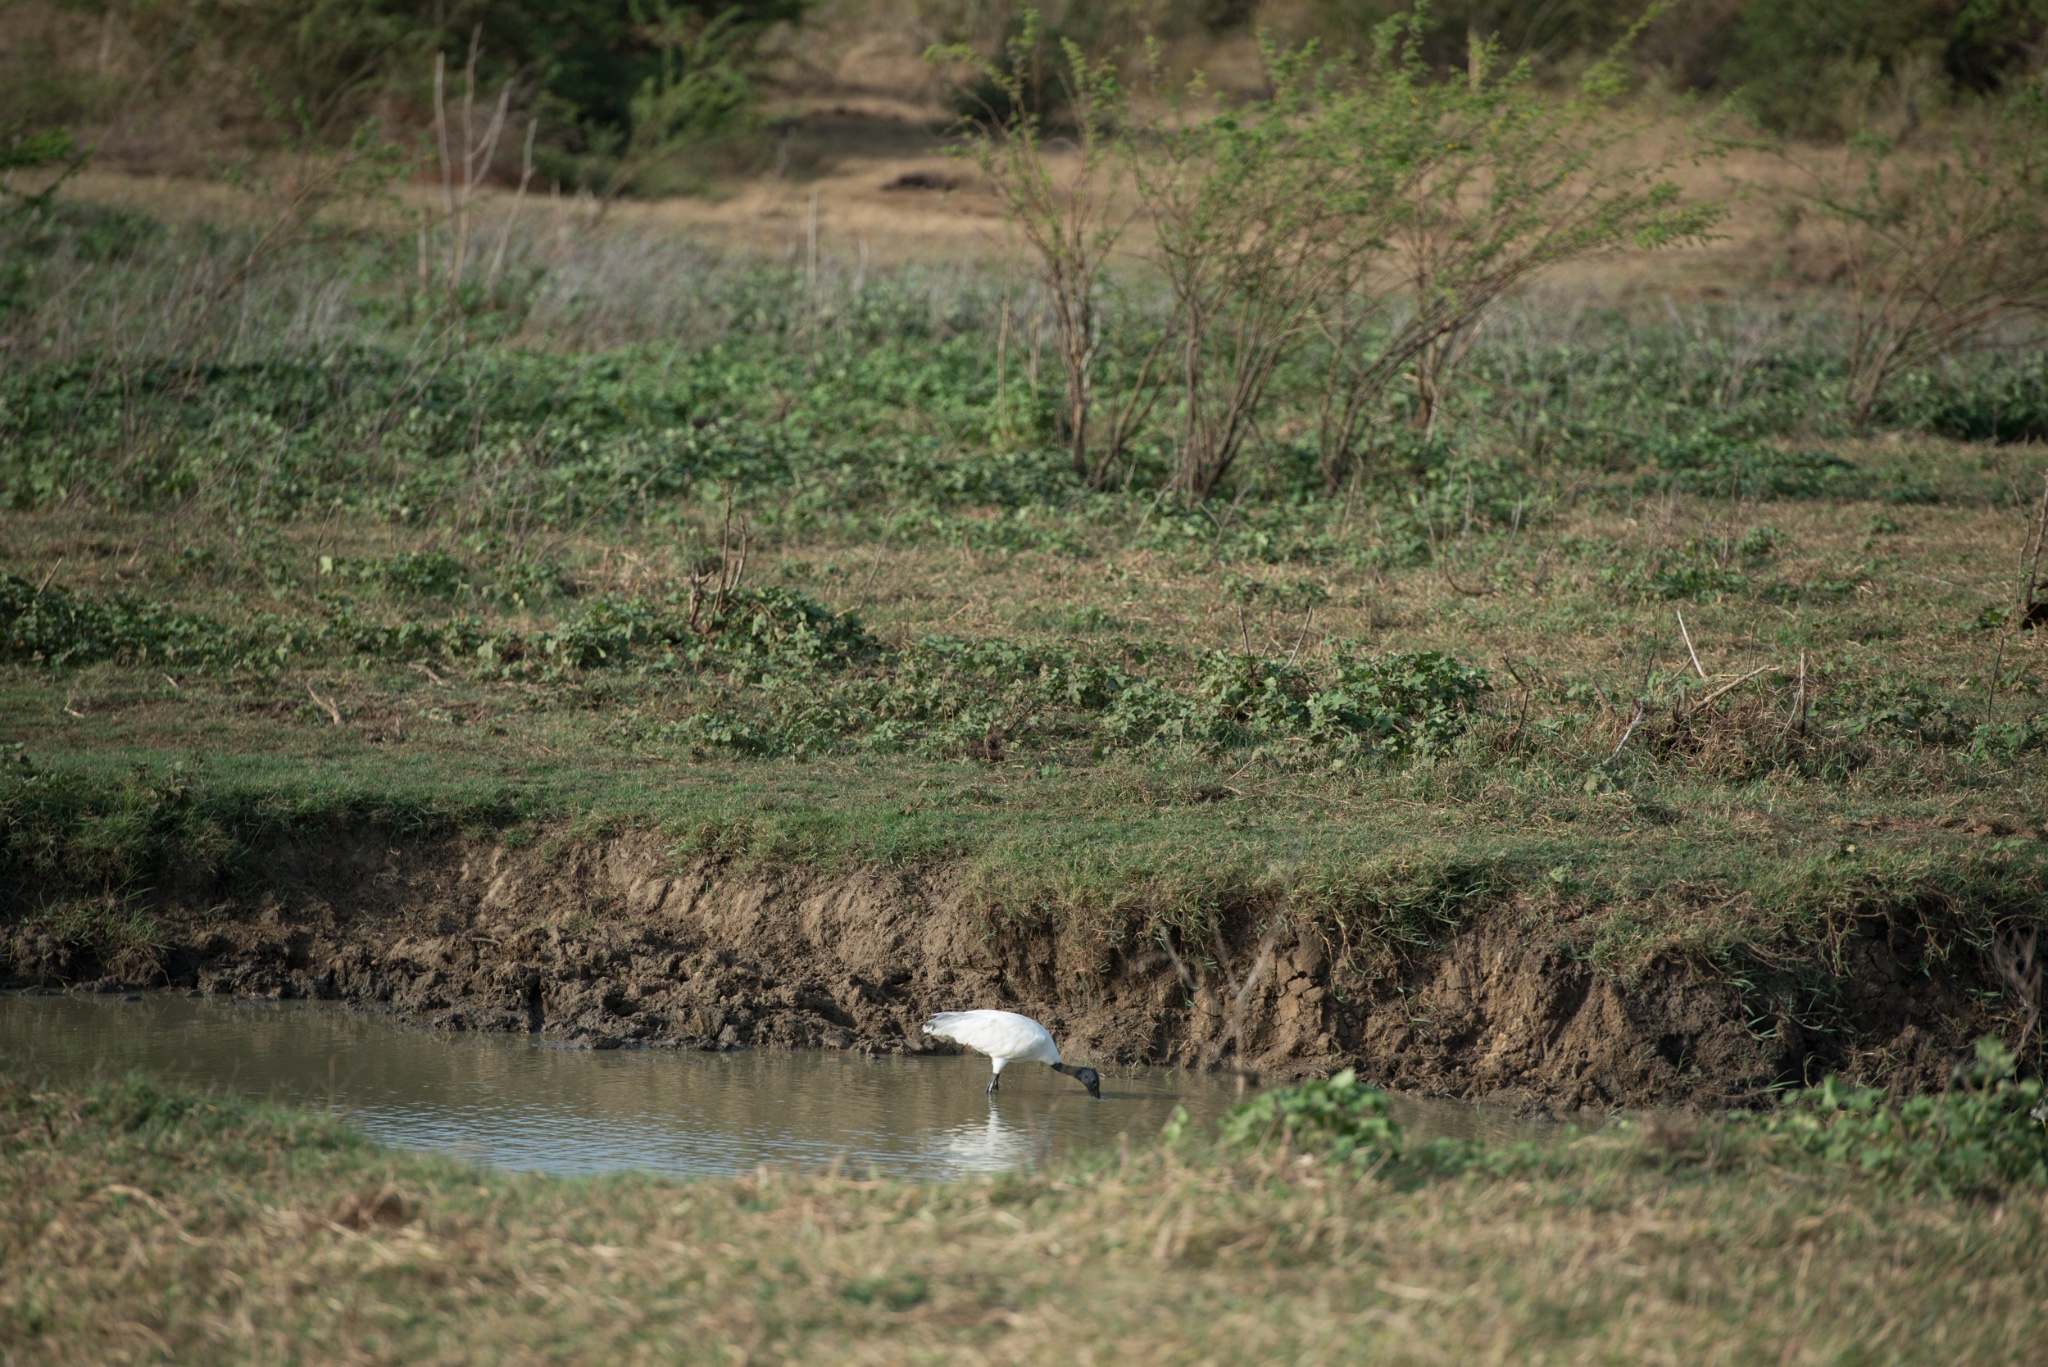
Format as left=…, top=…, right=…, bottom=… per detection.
left=1742, top=1037, right=2048, bottom=1196
left=1231, top=1038, right=2048, bottom=1196
left=3, top=181, right=2045, bottom=1028
left=1220, top=1066, right=1405, bottom=1161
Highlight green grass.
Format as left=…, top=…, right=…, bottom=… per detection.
left=3, top=1070, right=2044, bottom=1364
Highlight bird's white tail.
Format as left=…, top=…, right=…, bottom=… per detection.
left=922, top=1012, right=976, bottom=1041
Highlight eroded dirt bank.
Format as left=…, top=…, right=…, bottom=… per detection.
left=3, top=829, right=2004, bottom=1108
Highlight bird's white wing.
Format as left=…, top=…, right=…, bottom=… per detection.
left=922, top=1010, right=1062, bottom=1064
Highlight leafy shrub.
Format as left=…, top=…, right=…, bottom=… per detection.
left=1195, top=653, right=1315, bottom=739
left=1220, top=1068, right=1404, bottom=1162
left=0, top=573, right=232, bottom=667
left=528, top=587, right=874, bottom=674
left=1736, top=525, right=1787, bottom=559
left=1971, top=716, right=2048, bottom=763
left=665, top=709, right=780, bottom=757
left=713, top=588, right=876, bottom=675
left=1892, top=355, right=2048, bottom=443
left=322, top=550, right=470, bottom=597
left=1825, top=680, right=1976, bottom=747
left=1308, top=648, right=1491, bottom=757
left=1650, top=563, right=1748, bottom=602
left=539, top=598, right=669, bottom=669
left=1740, top=1039, right=2048, bottom=1196
left=1100, top=678, right=1212, bottom=747
left=374, top=550, right=466, bottom=596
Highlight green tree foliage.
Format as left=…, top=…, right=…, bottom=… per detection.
left=10, top=2, right=805, bottom=177
left=1728, top=0, right=2048, bottom=136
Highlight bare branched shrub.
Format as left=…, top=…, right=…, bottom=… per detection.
left=979, top=3, right=1719, bottom=502
left=1137, top=46, right=1387, bottom=501
left=1316, top=11, right=1722, bottom=485
left=931, top=18, right=1136, bottom=486
left=1779, top=84, right=2048, bottom=423
left=425, top=42, right=537, bottom=306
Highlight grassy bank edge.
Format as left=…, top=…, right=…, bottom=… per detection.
left=6, top=751, right=2045, bottom=1082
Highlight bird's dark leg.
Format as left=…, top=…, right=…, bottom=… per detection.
left=986, top=1074, right=1000, bottom=1094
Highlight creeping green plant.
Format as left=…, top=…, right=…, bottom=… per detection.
left=1220, top=1068, right=1403, bottom=1162
left=1743, top=1038, right=2048, bottom=1196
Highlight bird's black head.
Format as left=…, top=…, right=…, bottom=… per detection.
left=1076, top=1067, right=1102, bottom=1099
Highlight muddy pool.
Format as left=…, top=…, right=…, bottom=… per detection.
left=2, top=990, right=1572, bottom=1179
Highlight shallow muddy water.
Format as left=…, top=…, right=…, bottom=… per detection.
left=3, top=991, right=1566, bottom=1180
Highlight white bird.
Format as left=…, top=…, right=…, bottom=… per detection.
left=922, top=1010, right=1102, bottom=1098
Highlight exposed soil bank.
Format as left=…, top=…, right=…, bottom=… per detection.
left=3, top=828, right=2007, bottom=1108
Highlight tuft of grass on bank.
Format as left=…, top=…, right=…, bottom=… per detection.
left=2, top=1070, right=2044, bottom=1364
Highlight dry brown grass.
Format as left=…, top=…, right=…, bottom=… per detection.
left=52, top=95, right=1862, bottom=295
left=4, top=1074, right=2046, bottom=1365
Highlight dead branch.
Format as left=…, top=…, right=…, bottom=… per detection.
left=306, top=681, right=343, bottom=726
left=1778, top=651, right=1809, bottom=741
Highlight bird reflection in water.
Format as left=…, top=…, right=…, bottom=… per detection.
left=924, top=1106, right=1041, bottom=1174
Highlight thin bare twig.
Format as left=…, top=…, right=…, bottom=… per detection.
left=1607, top=700, right=1647, bottom=763
left=2019, top=472, right=2048, bottom=616
left=484, top=119, right=539, bottom=293
left=1427, top=522, right=1486, bottom=597
left=1155, top=929, right=1196, bottom=994
left=1778, top=650, right=1808, bottom=741
left=1211, top=920, right=1284, bottom=1068
left=1283, top=606, right=1316, bottom=669
left=1689, top=662, right=1778, bottom=715
left=1991, top=928, right=2040, bottom=1054
left=849, top=554, right=884, bottom=617
left=1675, top=610, right=1707, bottom=681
